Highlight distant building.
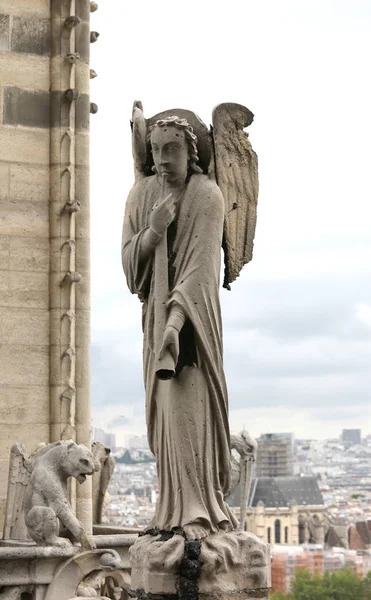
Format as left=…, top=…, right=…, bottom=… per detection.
left=341, top=429, right=361, bottom=447
left=256, top=433, right=294, bottom=477
left=93, top=427, right=116, bottom=452
left=228, top=475, right=326, bottom=547
left=127, top=434, right=149, bottom=451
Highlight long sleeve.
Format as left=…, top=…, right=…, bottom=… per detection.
left=121, top=183, right=157, bottom=297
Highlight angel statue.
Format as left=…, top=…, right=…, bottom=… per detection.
left=122, top=102, right=258, bottom=542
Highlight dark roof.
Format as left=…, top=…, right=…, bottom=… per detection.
left=227, top=476, right=324, bottom=508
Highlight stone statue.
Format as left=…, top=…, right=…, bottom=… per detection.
left=122, top=103, right=258, bottom=540
left=229, top=431, right=258, bottom=531
left=4, top=440, right=96, bottom=549
left=123, top=102, right=269, bottom=598
left=92, top=441, right=116, bottom=524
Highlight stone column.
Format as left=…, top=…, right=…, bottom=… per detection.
left=49, top=0, right=92, bottom=531
left=289, top=501, right=299, bottom=544
left=0, top=0, right=52, bottom=531
left=0, top=0, right=94, bottom=533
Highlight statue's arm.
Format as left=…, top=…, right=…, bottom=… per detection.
left=122, top=186, right=156, bottom=295
left=135, top=226, right=162, bottom=260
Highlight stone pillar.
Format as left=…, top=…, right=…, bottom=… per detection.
left=0, top=0, right=94, bottom=533
left=255, top=500, right=266, bottom=540
left=289, top=501, right=299, bottom=545
left=0, top=0, right=52, bottom=531
left=49, top=0, right=92, bottom=531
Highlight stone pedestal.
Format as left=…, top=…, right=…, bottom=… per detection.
left=129, top=530, right=270, bottom=600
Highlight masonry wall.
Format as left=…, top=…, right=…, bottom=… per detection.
left=0, top=0, right=52, bottom=530
left=0, top=0, right=92, bottom=532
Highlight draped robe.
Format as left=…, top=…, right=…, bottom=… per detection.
left=122, top=173, right=237, bottom=532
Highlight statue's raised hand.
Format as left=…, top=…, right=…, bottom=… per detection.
left=150, top=193, right=175, bottom=237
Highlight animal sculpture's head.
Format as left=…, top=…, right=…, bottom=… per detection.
left=62, top=442, right=95, bottom=484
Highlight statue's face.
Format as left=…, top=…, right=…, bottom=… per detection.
left=151, top=126, right=189, bottom=184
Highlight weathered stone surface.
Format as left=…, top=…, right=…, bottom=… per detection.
left=0, top=385, right=49, bottom=424
left=9, top=237, right=49, bottom=272
left=50, top=0, right=89, bottom=20
left=11, top=17, right=50, bottom=55
left=0, top=128, right=49, bottom=164
left=50, top=57, right=90, bottom=94
left=4, top=87, right=50, bottom=128
left=76, top=21, right=91, bottom=60
left=50, top=91, right=90, bottom=130
left=0, top=52, right=49, bottom=90
left=0, top=425, right=49, bottom=463
left=0, top=0, right=50, bottom=17
left=0, top=344, right=49, bottom=386
left=75, top=0, right=91, bottom=22
left=0, top=14, right=10, bottom=51
left=130, top=531, right=270, bottom=596
left=9, top=164, right=50, bottom=203
left=92, top=442, right=115, bottom=524
left=0, top=201, right=48, bottom=237
left=0, top=308, right=49, bottom=345
left=22, top=441, right=96, bottom=548
left=0, top=270, right=48, bottom=309
left=0, top=237, right=9, bottom=270
left=0, top=163, right=9, bottom=200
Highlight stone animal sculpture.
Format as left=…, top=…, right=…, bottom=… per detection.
left=92, top=441, right=116, bottom=524
left=24, top=441, right=96, bottom=549
left=228, top=431, right=258, bottom=531
left=3, top=440, right=96, bottom=549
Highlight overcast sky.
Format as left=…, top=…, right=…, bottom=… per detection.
left=89, top=0, right=371, bottom=444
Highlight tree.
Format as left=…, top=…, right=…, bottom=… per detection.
left=325, top=567, right=364, bottom=600
left=363, top=571, right=371, bottom=600
left=291, top=569, right=331, bottom=600
left=272, top=567, right=368, bottom=600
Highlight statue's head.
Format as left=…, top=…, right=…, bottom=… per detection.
left=148, top=116, right=203, bottom=183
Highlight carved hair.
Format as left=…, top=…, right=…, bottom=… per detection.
left=148, top=115, right=203, bottom=174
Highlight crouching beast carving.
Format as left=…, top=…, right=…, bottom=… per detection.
left=4, top=440, right=97, bottom=549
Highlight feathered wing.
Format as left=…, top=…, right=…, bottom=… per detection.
left=131, top=100, right=148, bottom=181
left=212, top=103, right=259, bottom=289
left=3, top=443, right=32, bottom=540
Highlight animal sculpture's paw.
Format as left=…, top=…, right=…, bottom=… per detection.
left=51, top=536, right=73, bottom=547
left=80, top=534, right=96, bottom=551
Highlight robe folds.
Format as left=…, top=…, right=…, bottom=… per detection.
left=122, top=173, right=237, bottom=532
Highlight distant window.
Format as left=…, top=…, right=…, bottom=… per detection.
left=267, top=527, right=271, bottom=543
left=275, top=519, right=281, bottom=543
left=285, top=526, right=288, bottom=543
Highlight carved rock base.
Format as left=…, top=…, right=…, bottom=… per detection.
left=129, top=530, right=270, bottom=599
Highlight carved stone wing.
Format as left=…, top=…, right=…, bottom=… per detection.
left=131, top=100, right=148, bottom=181
left=3, top=443, right=33, bottom=540
left=212, top=103, right=259, bottom=289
